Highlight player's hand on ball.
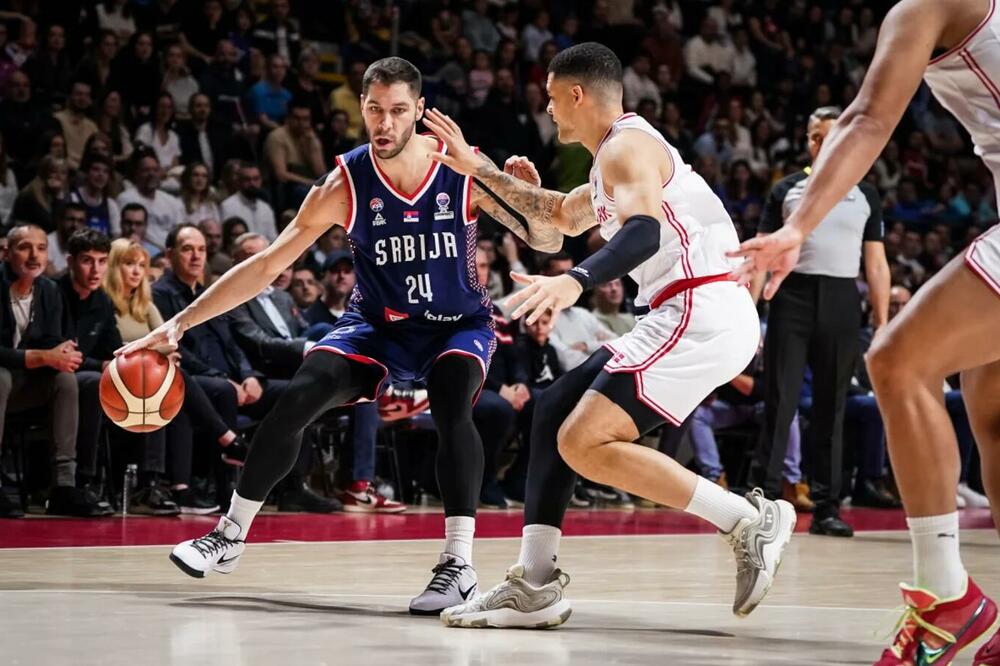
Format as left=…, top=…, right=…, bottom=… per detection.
left=504, top=155, right=541, bottom=186
left=507, top=272, right=583, bottom=324
left=423, top=108, right=481, bottom=177
left=116, top=318, right=184, bottom=357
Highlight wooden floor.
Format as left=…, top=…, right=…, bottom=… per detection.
left=2, top=520, right=999, bottom=665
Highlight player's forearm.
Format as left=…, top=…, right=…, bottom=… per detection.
left=473, top=191, right=563, bottom=252
left=786, top=112, right=893, bottom=236
left=473, top=158, right=584, bottom=240
left=173, top=253, right=282, bottom=333
left=866, top=259, right=891, bottom=329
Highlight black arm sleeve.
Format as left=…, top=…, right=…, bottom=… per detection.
left=567, top=214, right=660, bottom=290
left=860, top=181, right=884, bottom=242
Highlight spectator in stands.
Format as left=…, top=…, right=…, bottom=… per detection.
left=45, top=201, right=85, bottom=278
left=161, top=43, right=199, bottom=120
left=96, top=89, right=134, bottom=168
left=247, top=53, right=292, bottom=132
left=623, top=52, right=660, bottom=115
left=0, top=131, right=15, bottom=225
left=253, top=0, right=301, bottom=64
left=288, top=266, right=320, bottom=310
left=199, top=218, right=231, bottom=284
left=591, top=278, right=635, bottom=336
left=179, top=0, right=225, bottom=66
left=1, top=70, right=57, bottom=184
left=11, top=155, right=67, bottom=233
left=24, top=23, right=72, bottom=108
left=135, top=93, right=182, bottom=180
left=538, top=252, right=615, bottom=370
left=69, top=153, right=120, bottom=237
left=198, top=40, right=247, bottom=130
left=176, top=93, right=228, bottom=180
left=305, top=250, right=353, bottom=328
left=179, top=162, right=219, bottom=226
left=119, top=202, right=158, bottom=257
left=0, top=224, right=105, bottom=517
left=286, top=49, right=328, bottom=130
left=463, top=0, right=500, bottom=53
left=110, top=31, right=160, bottom=119
left=95, top=0, right=136, bottom=43
left=694, top=118, right=734, bottom=165
left=264, top=99, right=325, bottom=211
left=221, top=216, right=249, bottom=256
left=330, top=60, right=366, bottom=141
left=684, top=17, right=734, bottom=89
left=76, top=29, right=118, bottom=97
left=477, top=67, right=542, bottom=166
left=220, top=162, right=277, bottom=241
left=117, top=152, right=185, bottom=250
left=320, top=108, right=355, bottom=160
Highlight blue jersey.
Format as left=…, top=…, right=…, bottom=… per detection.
left=335, top=141, right=491, bottom=324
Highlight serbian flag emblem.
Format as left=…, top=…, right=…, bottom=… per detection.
left=403, top=210, right=420, bottom=223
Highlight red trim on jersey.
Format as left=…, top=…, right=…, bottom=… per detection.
left=594, top=112, right=638, bottom=156
left=305, top=346, right=389, bottom=405
left=960, top=49, right=1000, bottom=109
left=648, top=273, right=732, bottom=310
left=662, top=202, right=693, bottom=279
left=634, top=372, right=682, bottom=426
left=929, top=0, right=996, bottom=65
left=335, top=154, right=355, bottom=233
left=368, top=138, right=445, bottom=204
left=434, top=349, right=487, bottom=405
left=965, top=226, right=1000, bottom=297
left=464, top=174, right=477, bottom=225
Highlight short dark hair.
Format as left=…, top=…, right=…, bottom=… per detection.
left=165, top=223, right=202, bottom=249
left=67, top=228, right=111, bottom=255
left=81, top=152, right=113, bottom=173
left=58, top=201, right=87, bottom=220
left=121, top=202, right=148, bottom=221
left=548, top=42, right=622, bottom=91
left=362, top=57, right=422, bottom=97
left=541, top=251, right=574, bottom=273
left=810, top=106, right=842, bottom=123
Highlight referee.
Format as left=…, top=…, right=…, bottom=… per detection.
left=750, top=106, right=890, bottom=537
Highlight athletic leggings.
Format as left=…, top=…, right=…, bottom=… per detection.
left=237, top=350, right=485, bottom=517
left=524, top=349, right=613, bottom=527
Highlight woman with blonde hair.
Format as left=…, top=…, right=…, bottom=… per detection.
left=105, top=238, right=249, bottom=513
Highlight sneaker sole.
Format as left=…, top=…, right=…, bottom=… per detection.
left=735, top=499, right=797, bottom=618
left=342, top=504, right=407, bottom=514
left=974, top=620, right=1000, bottom=666
left=441, top=601, right=572, bottom=629
left=179, top=506, right=220, bottom=516
left=169, top=553, right=206, bottom=579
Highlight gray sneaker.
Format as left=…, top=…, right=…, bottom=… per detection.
left=724, top=489, right=797, bottom=617
left=441, top=564, right=572, bottom=629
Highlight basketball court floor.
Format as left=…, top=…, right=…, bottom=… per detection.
left=2, top=507, right=998, bottom=665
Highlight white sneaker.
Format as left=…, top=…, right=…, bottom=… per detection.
left=441, top=564, right=572, bottom=629
left=169, top=516, right=246, bottom=578
left=409, top=553, right=478, bottom=615
left=724, top=489, right=797, bottom=617
left=958, top=483, right=989, bottom=508
left=957, top=492, right=968, bottom=509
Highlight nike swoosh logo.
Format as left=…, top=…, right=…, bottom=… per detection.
left=217, top=554, right=239, bottom=565
left=352, top=494, right=375, bottom=505
left=459, top=584, right=476, bottom=600
left=917, top=598, right=990, bottom=664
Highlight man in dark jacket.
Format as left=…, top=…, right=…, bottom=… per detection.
left=0, top=224, right=104, bottom=517
left=176, top=93, right=233, bottom=181
left=252, top=0, right=301, bottom=64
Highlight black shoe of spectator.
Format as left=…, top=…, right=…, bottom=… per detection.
left=221, top=435, right=249, bottom=467
left=172, top=487, right=221, bottom=515
left=501, top=475, right=525, bottom=504
left=569, top=482, right=593, bottom=508
left=278, top=484, right=342, bottom=513
left=583, top=481, right=619, bottom=503
left=130, top=485, right=181, bottom=516
left=809, top=512, right=854, bottom=537
left=0, top=489, right=24, bottom=518
left=480, top=478, right=509, bottom=509
left=852, top=478, right=902, bottom=509
left=81, top=485, right=114, bottom=516
left=47, top=486, right=112, bottom=517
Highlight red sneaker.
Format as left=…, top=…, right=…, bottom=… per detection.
left=975, top=629, right=1000, bottom=665
left=875, top=577, right=997, bottom=665
left=339, top=481, right=407, bottom=514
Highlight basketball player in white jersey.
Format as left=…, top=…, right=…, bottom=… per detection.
left=422, top=42, right=796, bottom=629
left=731, top=0, right=1000, bottom=663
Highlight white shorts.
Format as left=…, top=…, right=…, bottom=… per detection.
left=602, top=281, right=760, bottom=426
left=966, top=224, right=1000, bottom=297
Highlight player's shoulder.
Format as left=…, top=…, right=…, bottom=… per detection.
left=597, top=128, right=667, bottom=174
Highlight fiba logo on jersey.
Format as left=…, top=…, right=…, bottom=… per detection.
left=370, top=197, right=386, bottom=226
left=434, top=192, right=454, bottom=220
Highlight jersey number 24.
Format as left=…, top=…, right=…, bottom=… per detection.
left=406, top=273, right=433, bottom=304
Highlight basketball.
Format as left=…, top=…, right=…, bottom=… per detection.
left=100, top=349, right=185, bottom=433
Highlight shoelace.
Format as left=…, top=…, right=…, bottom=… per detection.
left=426, top=559, right=465, bottom=594
left=190, top=530, right=234, bottom=558
left=726, top=530, right=752, bottom=575
left=883, top=604, right=958, bottom=657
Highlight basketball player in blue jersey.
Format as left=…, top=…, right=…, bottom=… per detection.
left=420, top=42, right=796, bottom=629
left=119, top=56, right=562, bottom=615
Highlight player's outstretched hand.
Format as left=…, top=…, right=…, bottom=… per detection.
left=726, top=225, right=804, bottom=300
left=115, top=318, right=184, bottom=358
left=506, top=272, right=583, bottom=325
left=423, top=108, right=482, bottom=177
left=504, top=155, right=541, bottom=186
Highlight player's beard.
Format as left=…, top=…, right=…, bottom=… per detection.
left=372, top=122, right=415, bottom=160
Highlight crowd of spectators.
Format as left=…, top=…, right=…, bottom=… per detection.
left=0, top=0, right=994, bottom=518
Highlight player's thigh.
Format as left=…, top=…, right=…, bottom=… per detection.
left=558, top=388, right=644, bottom=454
left=868, top=255, right=1000, bottom=382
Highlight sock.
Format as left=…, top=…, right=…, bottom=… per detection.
left=226, top=491, right=264, bottom=537
left=684, top=476, right=758, bottom=533
left=444, top=515, right=475, bottom=563
left=908, top=513, right=967, bottom=599
left=518, top=524, right=562, bottom=586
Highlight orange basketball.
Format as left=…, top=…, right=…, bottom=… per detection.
left=100, top=349, right=185, bottom=433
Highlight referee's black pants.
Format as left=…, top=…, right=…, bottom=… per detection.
left=751, top=272, right=861, bottom=516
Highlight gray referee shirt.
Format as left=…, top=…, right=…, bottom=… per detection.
left=760, top=168, right=883, bottom=277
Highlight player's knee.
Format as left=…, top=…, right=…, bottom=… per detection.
left=865, top=334, right=911, bottom=390
left=557, top=411, right=600, bottom=474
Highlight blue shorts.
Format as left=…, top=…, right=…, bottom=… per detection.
left=308, top=311, right=495, bottom=404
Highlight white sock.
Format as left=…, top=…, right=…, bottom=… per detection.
left=908, top=513, right=967, bottom=599
left=684, top=477, right=758, bottom=533
left=517, top=524, right=562, bottom=586
left=444, top=516, right=475, bottom=564
left=226, top=491, right=264, bottom=537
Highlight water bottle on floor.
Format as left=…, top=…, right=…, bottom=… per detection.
left=122, top=464, right=137, bottom=516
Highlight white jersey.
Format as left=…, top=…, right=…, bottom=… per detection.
left=924, top=0, right=1000, bottom=187
left=589, top=113, right=740, bottom=307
